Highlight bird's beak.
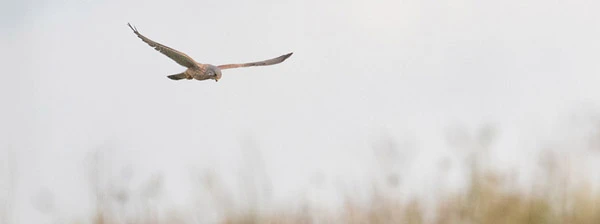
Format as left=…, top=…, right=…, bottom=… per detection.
left=215, top=79, right=219, bottom=82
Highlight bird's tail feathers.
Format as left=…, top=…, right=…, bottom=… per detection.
left=167, top=73, right=187, bottom=80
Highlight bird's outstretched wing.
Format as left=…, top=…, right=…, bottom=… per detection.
left=127, top=23, right=198, bottom=68
left=217, top=52, right=293, bottom=70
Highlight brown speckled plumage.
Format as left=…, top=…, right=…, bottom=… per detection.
left=127, top=23, right=292, bottom=82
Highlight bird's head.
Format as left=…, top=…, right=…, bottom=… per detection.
left=215, top=69, right=222, bottom=82
left=210, top=66, right=222, bottom=82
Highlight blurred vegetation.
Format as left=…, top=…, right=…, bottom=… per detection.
left=218, top=158, right=600, bottom=224
left=83, top=126, right=600, bottom=224
left=4, top=124, right=600, bottom=224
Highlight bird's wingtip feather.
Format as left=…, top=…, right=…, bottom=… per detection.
left=127, top=23, right=137, bottom=32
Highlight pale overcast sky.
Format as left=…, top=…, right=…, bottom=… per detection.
left=2, top=0, right=600, bottom=223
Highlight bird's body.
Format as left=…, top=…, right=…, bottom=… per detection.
left=171, top=64, right=214, bottom=81
left=127, top=23, right=292, bottom=82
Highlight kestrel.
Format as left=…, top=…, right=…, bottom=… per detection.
left=127, top=23, right=292, bottom=82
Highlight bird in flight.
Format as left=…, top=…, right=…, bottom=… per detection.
left=127, top=23, right=292, bottom=82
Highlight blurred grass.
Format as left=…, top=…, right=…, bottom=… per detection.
left=85, top=153, right=600, bottom=223
left=217, top=167, right=600, bottom=224
left=16, top=126, right=600, bottom=224
left=214, top=125, right=600, bottom=224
